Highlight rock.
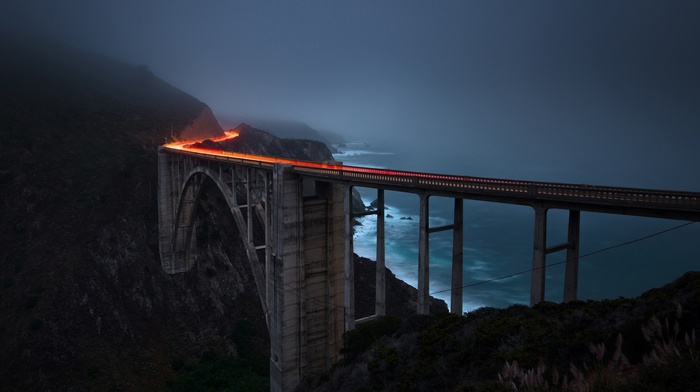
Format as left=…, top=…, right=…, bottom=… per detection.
left=352, top=188, right=366, bottom=214
left=218, top=123, right=334, bottom=162
left=353, top=254, right=448, bottom=319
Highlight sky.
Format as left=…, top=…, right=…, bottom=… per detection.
left=3, top=1, right=699, bottom=190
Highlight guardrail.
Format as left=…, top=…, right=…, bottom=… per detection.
left=163, top=145, right=700, bottom=212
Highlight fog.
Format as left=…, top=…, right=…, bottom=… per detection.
left=3, top=1, right=699, bottom=190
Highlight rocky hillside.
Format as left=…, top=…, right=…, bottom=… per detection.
left=215, top=116, right=343, bottom=149
left=313, top=271, right=700, bottom=392
left=190, top=122, right=335, bottom=162
left=0, top=34, right=243, bottom=391
left=0, top=35, right=446, bottom=391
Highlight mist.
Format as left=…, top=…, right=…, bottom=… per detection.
left=3, top=1, right=698, bottom=190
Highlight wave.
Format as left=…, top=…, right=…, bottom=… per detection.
left=351, top=193, right=460, bottom=310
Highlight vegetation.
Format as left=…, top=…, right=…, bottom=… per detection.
left=0, top=36, right=267, bottom=391
left=316, top=271, right=700, bottom=391
left=168, top=320, right=269, bottom=392
left=168, top=355, right=268, bottom=392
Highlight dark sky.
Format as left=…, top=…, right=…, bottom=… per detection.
left=3, top=1, right=700, bottom=189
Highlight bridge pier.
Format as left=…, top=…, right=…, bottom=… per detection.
left=269, top=164, right=345, bottom=392
left=420, top=196, right=466, bottom=315
left=344, top=185, right=355, bottom=331
left=376, top=189, right=386, bottom=317
left=418, top=194, right=430, bottom=314
left=347, top=191, right=465, bottom=319
left=345, top=187, right=388, bottom=328
left=451, top=198, right=464, bottom=314
left=530, top=206, right=581, bottom=306
left=530, top=205, right=548, bottom=306
left=563, top=210, right=580, bottom=302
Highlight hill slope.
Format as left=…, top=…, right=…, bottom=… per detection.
left=0, top=35, right=446, bottom=391
left=315, top=272, right=700, bottom=391
left=0, top=35, right=257, bottom=391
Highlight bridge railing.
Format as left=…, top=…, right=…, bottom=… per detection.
left=164, top=145, right=700, bottom=211
left=294, top=164, right=700, bottom=209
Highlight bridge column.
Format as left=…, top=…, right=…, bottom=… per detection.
left=376, top=189, right=386, bottom=317
left=530, top=204, right=548, bottom=306
left=270, top=164, right=303, bottom=392
left=269, top=164, right=346, bottom=391
left=418, top=193, right=430, bottom=314
left=157, top=147, right=199, bottom=273
left=157, top=147, right=175, bottom=271
left=344, top=185, right=355, bottom=331
left=451, top=198, right=464, bottom=314
left=563, top=210, right=581, bottom=302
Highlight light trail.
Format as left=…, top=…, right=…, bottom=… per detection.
left=162, top=134, right=700, bottom=218
left=164, top=133, right=487, bottom=182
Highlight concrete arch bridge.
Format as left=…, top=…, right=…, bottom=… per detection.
left=157, top=144, right=700, bottom=391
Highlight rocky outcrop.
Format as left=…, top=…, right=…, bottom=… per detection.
left=354, top=255, right=448, bottom=318
left=216, top=116, right=338, bottom=149
left=178, top=106, right=225, bottom=142
left=218, top=123, right=335, bottom=162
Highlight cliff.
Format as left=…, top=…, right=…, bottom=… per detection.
left=215, top=116, right=342, bottom=150
left=191, top=122, right=335, bottom=162
left=0, top=35, right=252, bottom=391
left=0, top=35, right=445, bottom=391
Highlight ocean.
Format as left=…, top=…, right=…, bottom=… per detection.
left=334, top=142, right=700, bottom=313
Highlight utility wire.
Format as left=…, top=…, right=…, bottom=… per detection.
left=261, top=220, right=696, bottom=315
left=428, top=220, right=695, bottom=296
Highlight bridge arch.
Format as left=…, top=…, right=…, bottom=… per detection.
left=168, top=164, right=271, bottom=327
left=159, top=149, right=348, bottom=391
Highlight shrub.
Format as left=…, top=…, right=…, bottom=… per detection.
left=29, top=318, right=43, bottom=331
left=25, top=296, right=38, bottom=309
left=168, top=355, right=268, bottom=392
left=341, top=316, right=401, bottom=361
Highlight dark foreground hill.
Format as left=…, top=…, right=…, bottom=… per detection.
left=0, top=35, right=446, bottom=391
left=313, top=271, right=700, bottom=392
left=0, top=34, right=237, bottom=391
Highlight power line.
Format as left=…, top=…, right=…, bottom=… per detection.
left=261, top=221, right=696, bottom=315
left=427, top=221, right=695, bottom=297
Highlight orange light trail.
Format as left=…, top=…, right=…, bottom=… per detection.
left=164, top=141, right=346, bottom=170
left=165, top=130, right=240, bottom=149
left=163, top=134, right=488, bottom=183
left=162, top=136, right=700, bottom=219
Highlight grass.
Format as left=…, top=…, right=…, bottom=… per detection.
left=319, top=273, right=700, bottom=392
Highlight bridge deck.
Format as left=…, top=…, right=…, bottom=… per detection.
left=163, top=145, right=700, bottom=221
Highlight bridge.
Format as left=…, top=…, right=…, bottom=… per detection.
left=157, top=142, right=700, bottom=391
